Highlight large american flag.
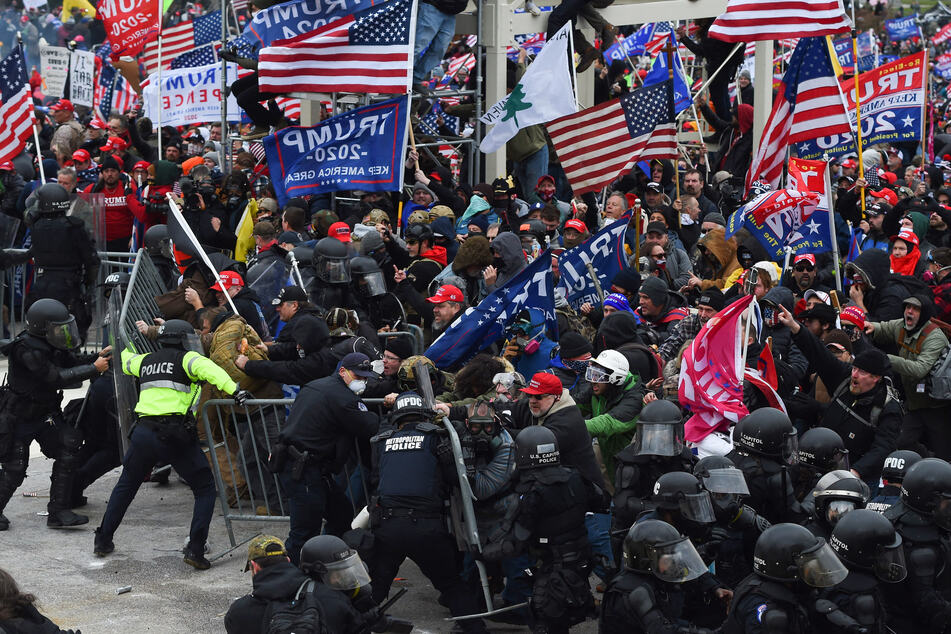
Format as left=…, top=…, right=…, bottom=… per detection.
left=709, top=0, right=851, bottom=41
left=258, top=0, right=413, bottom=96
left=547, top=80, right=677, bottom=196
left=645, top=22, right=674, bottom=55
left=140, top=11, right=221, bottom=76
left=0, top=46, right=35, bottom=165
left=746, top=37, right=851, bottom=192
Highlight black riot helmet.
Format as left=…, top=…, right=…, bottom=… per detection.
left=101, top=271, right=131, bottom=300
left=35, top=183, right=71, bottom=216
left=388, top=391, right=433, bottom=426
left=299, top=535, right=371, bottom=591
left=156, top=319, right=201, bottom=352
left=652, top=472, right=717, bottom=524
left=631, top=399, right=684, bottom=457
left=622, top=519, right=708, bottom=582
left=900, top=458, right=951, bottom=530
left=797, top=427, right=849, bottom=474
left=313, top=237, right=351, bottom=284
left=694, top=455, right=750, bottom=522
left=144, top=224, right=173, bottom=259
left=25, top=298, right=80, bottom=350
left=881, top=449, right=923, bottom=485
left=830, top=509, right=907, bottom=583
left=753, top=523, right=848, bottom=587
left=350, top=256, right=386, bottom=298
left=515, top=425, right=560, bottom=470
left=813, top=476, right=870, bottom=530
left=404, top=223, right=434, bottom=249
left=734, top=408, right=798, bottom=465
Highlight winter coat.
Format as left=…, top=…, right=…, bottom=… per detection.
left=696, top=227, right=742, bottom=291
left=577, top=373, right=646, bottom=478
left=846, top=249, right=913, bottom=322
left=486, top=231, right=526, bottom=292
left=761, top=286, right=809, bottom=386
left=242, top=305, right=333, bottom=386
left=870, top=314, right=950, bottom=411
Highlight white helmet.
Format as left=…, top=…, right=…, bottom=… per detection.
left=585, top=349, right=630, bottom=386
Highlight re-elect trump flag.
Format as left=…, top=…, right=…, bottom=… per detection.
left=425, top=253, right=558, bottom=369
left=726, top=189, right=826, bottom=261
left=264, top=96, right=410, bottom=206
left=558, top=212, right=631, bottom=311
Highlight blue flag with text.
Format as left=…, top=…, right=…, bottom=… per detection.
left=558, top=212, right=631, bottom=310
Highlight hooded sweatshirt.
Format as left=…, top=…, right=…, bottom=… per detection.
left=487, top=232, right=526, bottom=292
left=697, top=227, right=742, bottom=290
left=846, top=248, right=912, bottom=322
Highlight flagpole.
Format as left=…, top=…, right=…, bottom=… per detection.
left=849, top=4, right=865, bottom=217
left=17, top=38, right=44, bottom=183
left=569, top=28, right=580, bottom=109
left=823, top=163, right=843, bottom=294
left=673, top=38, right=708, bottom=165
left=921, top=46, right=929, bottom=172
left=156, top=0, right=163, bottom=161
left=663, top=38, right=681, bottom=201
left=693, top=42, right=743, bottom=98
left=221, top=2, right=230, bottom=175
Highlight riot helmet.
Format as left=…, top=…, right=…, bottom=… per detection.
left=734, top=408, right=798, bottom=465
left=584, top=349, right=630, bottom=386
left=631, top=399, right=684, bottom=457
left=830, top=509, right=906, bottom=583
left=299, top=535, right=371, bottom=591
left=694, top=455, right=750, bottom=522
left=515, top=425, right=560, bottom=470
left=313, top=237, right=351, bottom=284
left=396, top=355, right=436, bottom=392
left=101, top=271, right=131, bottom=301
left=900, top=458, right=951, bottom=530
left=622, top=519, right=708, bottom=582
left=753, top=523, right=848, bottom=587
left=652, top=472, right=717, bottom=524
left=156, top=319, right=202, bottom=352
left=404, top=223, right=434, bottom=249
left=144, top=224, right=173, bottom=259
left=881, top=449, right=923, bottom=485
left=26, top=298, right=80, bottom=350
left=35, top=183, right=70, bottom=216
left=797, top=427, right=849, bottom=474
left=350, top=256, right=386, bottom=298
left=388, top=391, right=433, bottom=426
left=813, top=476, right=870, bottom=529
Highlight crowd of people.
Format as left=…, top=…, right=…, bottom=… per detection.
left=5, top=0, right=951, bottom=633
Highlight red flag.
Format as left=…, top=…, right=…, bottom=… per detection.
left=757, top=339, right=778, bottom=390
left=708, top=0, right=850, bottom=42
left=98, top=0, right=160, bottom=60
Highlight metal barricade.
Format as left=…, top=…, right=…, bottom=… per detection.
left=377, top=329, right=421, bottom=356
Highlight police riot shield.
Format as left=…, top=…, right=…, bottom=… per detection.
left=108, top=286, right=137, bottom=456
left=247, top=259, right=288, bottom=305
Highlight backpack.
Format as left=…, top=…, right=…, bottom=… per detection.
left=927, top=345, right=951, bottom=401
left=262, top=579, right=327, bottom=634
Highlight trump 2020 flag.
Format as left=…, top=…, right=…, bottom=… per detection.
left=263, top=96, right=410, bottom=206
left=558, top=212, right=631, bottom=311
left=885, top=15, right=919, bottom=42
left=643, top=32, right=692, bottom=115
left=480, top=22, right=576, bottom=154
left=726, top=189, right=826, bottom=261
left=425, top=253, right=558, bottom=369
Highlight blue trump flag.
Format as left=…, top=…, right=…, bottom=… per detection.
left=603, top=24, right=651, bottom=63
left=232, top=0, right=368, bottom=58
left=885, top=15, right=919, bottom=42
left=425, top=253, right=558, bottom=369
left=263, top=96, right=409, bottom=206
left=558, top=212, right=631, bottom=311
left=643, top=32, right=692, bottom=114
left=726, top=189, right=831, bottom=261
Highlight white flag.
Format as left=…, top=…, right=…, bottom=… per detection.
left=479, top=23, right=575, bottom=154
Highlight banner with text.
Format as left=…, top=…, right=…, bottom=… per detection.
left=98, top=0, right=160, bottom=59
left=40, top=46, right=70, bottom=98
left=142, top=62, right=241, bottom=128
left=797, top=52, right=926, bottom=160
left=263, top=96, right=409, bottom=206
left=69, top=50, right=95, bottom=107
left=558, top=212, right=631, bottom=310
left=885, top=15, right=919, bottom=41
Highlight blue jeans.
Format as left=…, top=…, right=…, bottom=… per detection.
left=413, top=3, right=457, bottom=83
left=512, top=144, right=549, bottom=198
left=99, top=424, right=216, bottom=553
left=585, top=512, right=614, bottom=582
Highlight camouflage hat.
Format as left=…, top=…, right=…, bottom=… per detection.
left=366, top=208, right=390, bottom=226
left=244, top=534, right=287, bottom=571
left=312, top=209, right=339, bottom=235
left=428, top=204, right=454, bottom=221
left=407, top=209, right=430, bottom=225
left=397, top=355, right=436, bottom=391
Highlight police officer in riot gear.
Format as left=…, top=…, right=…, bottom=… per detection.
left=612, top=399, right=696, bottom=560
left=26, top=183, right=99, bottom=341
left=144, top=224, right=179, bottom=291
left=310, top=236, right=354, bottom=311
left=483, top=425, right=594, bottom=634
left=367, top=392, right=487, bottom=633
left=350, top=256, right=403, bottom=330
left=794, top=427, right=850, bottom=504
left=94, top=319, right=250, bottom=569
left=725, top=523, right=849, bottom=633
left=0, top=299, right=110, bottom=529
left=883, top=458, right=951, bottom=632
left=866, top=449, right=922, bottom=514
left=727, top=408, right=805, bottom=524
left=814, top=509, right=906, bottom=634
left=805, top=475, right=870, bottom=540
left=600, top=519, right=717, bottom=634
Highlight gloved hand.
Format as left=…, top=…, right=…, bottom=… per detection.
left=219, top=47, right=239, bottom=62
left=233, top=389, right=252, bottom=406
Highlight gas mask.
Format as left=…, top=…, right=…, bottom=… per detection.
left=516, top=330, right=542, bottom=354
left=466, top=402, right=498, bottom=456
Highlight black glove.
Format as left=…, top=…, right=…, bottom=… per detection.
left=219, top=47, right=239, bottom=62
left=233, top=389, right=252, bottom=406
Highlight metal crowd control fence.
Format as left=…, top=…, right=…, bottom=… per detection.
left=377, top=329, right=423, bottom=356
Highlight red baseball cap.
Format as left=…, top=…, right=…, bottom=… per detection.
left=50, top=99, right=74, bottom=112
left=328, top=221, right=351, bottom=242
left=564, top=219, right=587, bottom=233
left=840, top=159, right=857, bottom=169
left=426, top=284, right=464, bottom=304
left=210, top=270, right=245, bottom=292
left=0, top=161, right=14, bottom=172
left=72, top=149, right=90, bottom=163
left=102, top=136, right=129, bottom=151
left=520, top=372, right=563, bottom=396
left=793, top=254, right=816, bottom=266
left=869, top=188, right=898, bottom=206
left=88, top=118, right=109, bottom=130
left=894, top=228, right=919, bottom=246
left=132, top=160, right=151, bottom=172
left=881, top=171, right=898, bottom=185
left=840, top=305, right=866, bottom=329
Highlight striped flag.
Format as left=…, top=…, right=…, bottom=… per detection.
left=96, top=62, right=140, bottom=118
left=0, top=46, right=35, bottom=165
left=140, top=11, right=221, bottom=76
left=259, top=0, right=413, bottom=96
left=645, top=22, right=673, bottom=55
left=746, top=37, right=851, bottom=192
left=440, top=52, right=475, bottom=85
left=170, top=43, right=218, bottom=69
left=709, top=0, right=851, bottom=41
left=547, top=80, right=677, bottom=196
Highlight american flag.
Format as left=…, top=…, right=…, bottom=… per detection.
left=141, top=11, right=221, bottom=76
left=419, top=100, right=460, bottom=135
left=259, top=0, right=413, bottom=96
left=440, top=52, right=475, bottom=85
left=744, top=37, right=800, bottom=55
left=439, top=144, right=461, bottom=179
left=645, top=22, right=673, bottom=55
left=746, top=37, right=851, bottom=192
left=95, top=63, right=138, bottom=119
left=506, top=32, right=545, bottom=61
left=709, top=0, right=851, bottom=42
left=233, top=0, right=249, bottom=11
left=466, top=34, right=477, bottom=47
left=547, top=80, right=677, bottom=196
left=171, top=43, right=218, bottom=69
left=0, top=46, right=35, bottom=165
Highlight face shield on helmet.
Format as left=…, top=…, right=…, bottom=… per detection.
left=182, top=332, right=203, bottom=353
left=934, top=495, right=951, bottom=531
left=872, top=538, right=907, bottom=583
left=492, top=371, right=525, bottom=401
left=584, top=363, right=613, bottom=384
left=318, top=256, right=351, bottom=284
left=699, top=468, right=750, bottom=496
left=649, top=537, right=709, bottom=583
left=677, top=490, right=717, bottom=524
left=825, top=500, right=857, bottom=527
left=632, top=423, right=685, bottom=457
left=319, top=551, right=372, bottom=591
left=46, top=314, right=81, bottom=350
left=782, top=429, right=799, bottom=466
left=795, top=539, right=849, bottom=587
left=357, top=270, right=387, bottom=297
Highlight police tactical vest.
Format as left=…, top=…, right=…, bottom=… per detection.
left=32, top=216, right=88, bottom=270
left=138, top=348, right=192, bottom=393
left=376, top=424, right=443, bottom=510
left=725, top=576, right=810, bottom=634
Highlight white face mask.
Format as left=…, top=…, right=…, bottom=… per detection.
left=348, top=379, right=367, bottom=395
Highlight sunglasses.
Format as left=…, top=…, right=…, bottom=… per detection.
left=794, top=264, right=815, bottom=272
left=527, top=393, right=553, bottom=401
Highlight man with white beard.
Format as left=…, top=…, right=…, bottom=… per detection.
left=425, top=284, right=465, bottom=336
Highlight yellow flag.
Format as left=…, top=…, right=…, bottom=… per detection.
left=61, top=0, right=97, bottom=20
left=234, top=199, right=258, bottom=263
left=826, top=36, right=844, bottom=78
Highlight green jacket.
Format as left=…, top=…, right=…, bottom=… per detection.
left=122, top=346, right=238, bottom=417
left=870, top=318, right=949, bottom=410
left=579, top=373, right=645, bottom=477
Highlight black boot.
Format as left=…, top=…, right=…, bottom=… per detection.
left=183, top=544, right=211, bottom=570
left=48, top=460, right=88, bottom=528
left=94, top=527, right=114, bottom=556
left=0, top=441, right=29, bottom=530
left=0, top=513, right=8, bottom=531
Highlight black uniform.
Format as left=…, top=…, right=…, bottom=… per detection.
left=724, top=576, right=814, bottom=634
left=600, top=569, right=700, bottom=634
left=243, top=305, right=331, bottom=386
left=727, top=448, right=805, bottom=525
left=813, top=571, right=887, bottom=634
